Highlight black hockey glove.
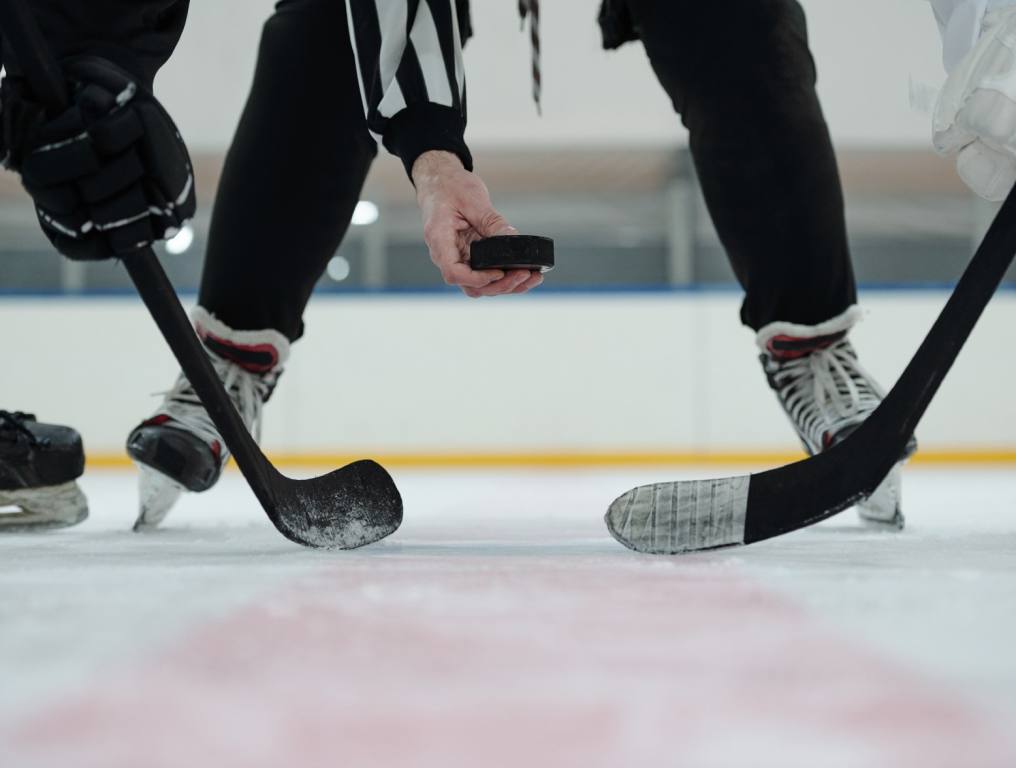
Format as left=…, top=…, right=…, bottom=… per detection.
left=0, top=56, right=195, bottom=260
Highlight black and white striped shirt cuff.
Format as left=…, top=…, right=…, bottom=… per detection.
left=383, top=102, right=474, bottom=179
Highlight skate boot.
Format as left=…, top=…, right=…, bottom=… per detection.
left=0, top=411, right=87, bottom=530
left=758, top=308, right=917, bottom=529
left=126, top=307, right=290, bottom=530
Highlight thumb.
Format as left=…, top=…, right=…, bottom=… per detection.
left=933, top=121, right=974, bottom=157
left=932, top=79, right=972, bottom=156
left=473, top=207, right=518, bottom=238
left=956, top=139, right=1016, bottom=201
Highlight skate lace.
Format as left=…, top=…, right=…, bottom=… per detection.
left=154, top=357, right=275, bottom=456
left=769, top=339, right=884, bottom=452
left=0, top=411, right=42, bottom=445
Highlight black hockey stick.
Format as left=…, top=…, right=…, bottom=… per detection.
left=605, top=185, right=1016, bottom=555
left=0, top=0, right=402, bottom=549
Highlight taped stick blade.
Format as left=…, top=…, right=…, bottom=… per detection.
left=605, top=475, right=750, bottom=554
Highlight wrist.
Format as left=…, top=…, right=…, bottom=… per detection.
left=411, top=150, right=465, bottom=188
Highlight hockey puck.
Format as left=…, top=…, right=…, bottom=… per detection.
left=470, top=235, right=555, bottom=273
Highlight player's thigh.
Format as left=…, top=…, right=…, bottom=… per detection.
left=623, top=0, right=815, bottom=117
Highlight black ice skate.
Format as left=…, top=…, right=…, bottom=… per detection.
left=758, top=308, right=917, bottom=529
left=126, top=308, right=290, bottom=530
left=0, top=411, right=87, bottom=530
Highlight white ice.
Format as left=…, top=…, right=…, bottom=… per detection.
left=1, top=465, right=1015, bottom=767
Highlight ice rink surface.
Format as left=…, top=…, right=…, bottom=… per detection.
left=2, top=465, right=1015, bottom=767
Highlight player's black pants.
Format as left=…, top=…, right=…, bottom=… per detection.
left=199, top=0, right=856, bottom=340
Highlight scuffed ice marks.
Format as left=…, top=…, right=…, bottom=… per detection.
left=605, top=475, right=750, bottom=555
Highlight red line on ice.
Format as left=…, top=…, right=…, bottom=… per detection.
left=4, top=556, right=1014, bottom=767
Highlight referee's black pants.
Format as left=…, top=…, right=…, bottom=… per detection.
left=200, top=0, right=856, bottom=339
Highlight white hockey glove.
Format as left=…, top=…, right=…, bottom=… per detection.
left=935, top=6, right=1016, bottom=200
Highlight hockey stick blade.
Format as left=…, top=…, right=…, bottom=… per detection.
left=0, top=0, right=403, bottom=549
left=123, top=253, right=402, bottom=549
left=607, top=184, right=1016, bottom=555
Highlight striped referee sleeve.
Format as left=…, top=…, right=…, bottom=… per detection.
left=345, top=0, right=472, bottom=176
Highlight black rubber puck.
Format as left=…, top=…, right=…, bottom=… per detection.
left=470, top=235, right=555, bottom=273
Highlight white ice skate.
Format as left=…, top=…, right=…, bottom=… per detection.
left=0, top=411, right=88, bottom=531
left=126, top=308, right=289, bottom=530
left=758, top=308, right=916, bottom=529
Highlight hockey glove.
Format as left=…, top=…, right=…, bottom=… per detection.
left=935, top=5, right=1016, bottom=201
left=0, top=56, right=195, bottom=260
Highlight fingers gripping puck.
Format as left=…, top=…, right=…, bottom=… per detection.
left=470, top=235, right=555, bottom=273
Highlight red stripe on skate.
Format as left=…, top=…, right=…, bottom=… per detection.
left=4, top=557, right=1014, bottom=768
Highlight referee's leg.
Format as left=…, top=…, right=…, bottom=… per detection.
left=198, top=0, right=377, bottom=341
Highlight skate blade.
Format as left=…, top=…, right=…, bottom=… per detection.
left=0, top=481, right=89, bottom=531
left=134, top=465, right=185, bottom=531
left=856, top=463, right=905, bottom=531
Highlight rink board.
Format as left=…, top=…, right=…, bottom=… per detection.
left=3, top=290, right=1016, bottom=460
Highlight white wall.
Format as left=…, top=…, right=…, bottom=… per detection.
left=157, top=1, right=945, bottom=151
left=3, top=291, right=1014, bottom=459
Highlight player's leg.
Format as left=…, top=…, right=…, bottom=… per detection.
left=621, top=0, right=913, bottom=526
left=127, top=0, right=376, bottom=529
left=1, top=411, right=87, bottom=530
left=622, top=0, right=852, bottom=329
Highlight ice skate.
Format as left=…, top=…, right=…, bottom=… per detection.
left=758, top=308, right=916, bottom=530
left=126, top=308, right=290, bottom=530
left=0, top=411, right=88, bottom=531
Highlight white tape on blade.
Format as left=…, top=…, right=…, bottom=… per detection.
left=611, top=475, right=750, bottom=553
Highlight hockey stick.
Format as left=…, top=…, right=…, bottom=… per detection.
left=605, top=185, right=1016, bottom=555
left=0, top=0, right=402, bottom=549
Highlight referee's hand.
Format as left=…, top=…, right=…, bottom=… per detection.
left=412, top=151, right=544, bottom=298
